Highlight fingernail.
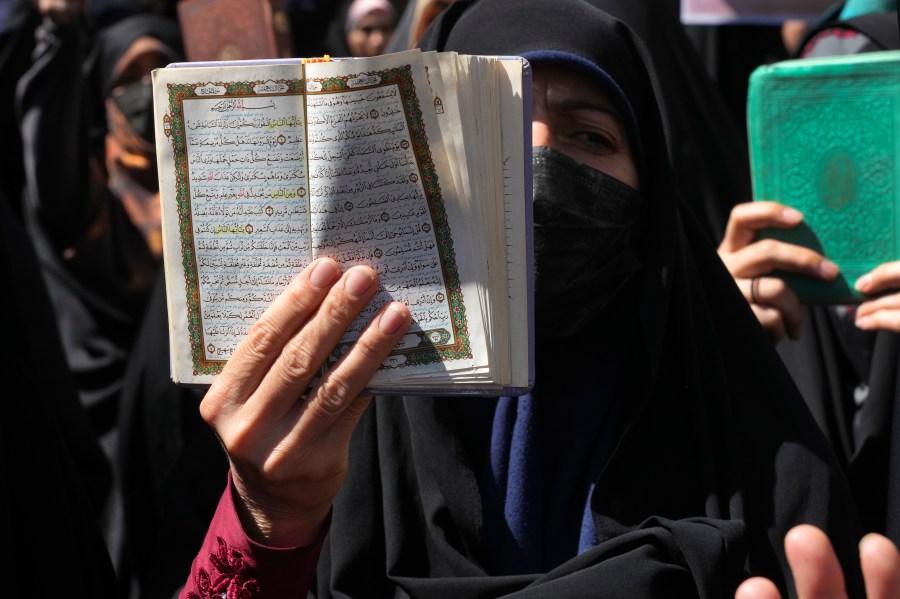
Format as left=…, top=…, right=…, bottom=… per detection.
left=855, top=275, right=871, bottom=292
left=345, top=268, right=375, bottom=298
left=379, top=304, right=408, bottom=334
left=782, top=207, right=803, bottom=223
left=856, top=316, right=873, bottom=330
left=860, top=533, right=880, bottom=545
left=309, top=259, right=339, bottom=288
left=819, top=260, right=839, bottom=279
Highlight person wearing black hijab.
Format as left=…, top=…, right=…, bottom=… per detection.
left=173, top=1, right=869, bottom=598
left=582, top=0, right=753, bottom=242
left=16, top=3, right=182, bottom=586
left=717, top=0, right=900, bottom=550
left=18, top=4, right=182, bottom=426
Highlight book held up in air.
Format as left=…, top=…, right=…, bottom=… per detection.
left=152, top=49, right=533, bottom=394
left=748, top=50, right=900, bottom=303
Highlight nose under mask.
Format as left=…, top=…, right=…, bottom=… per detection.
left=532, top=146, right=643, bottom=337
left=111, top=79, right=156, bottom=144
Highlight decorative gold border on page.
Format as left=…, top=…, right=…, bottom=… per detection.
left=166, top=79, right=305, bottom=376
left=166, top=64, right=471, bottom=377
left=308, top=65, right=472, bottom=366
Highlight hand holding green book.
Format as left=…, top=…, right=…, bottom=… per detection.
left=748, top=50, right=900, bottom=303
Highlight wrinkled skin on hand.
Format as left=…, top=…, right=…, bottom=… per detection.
left=200, top=258, right=411, bottom=547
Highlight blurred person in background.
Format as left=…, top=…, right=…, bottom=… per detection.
left=344, top=0, right=396, bottom=57
left=16, top=0, right=181, bottom=590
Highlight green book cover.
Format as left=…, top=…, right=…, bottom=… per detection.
left=747, top=50, right=900, bottom=303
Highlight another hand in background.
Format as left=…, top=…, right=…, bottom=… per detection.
left=854, top=262, right=900, bottom=332
left=735, top=525, right=900, bottom=599
left=200, top=258, right=410, bottom=548
left=718, top=201, right=839, bottom=341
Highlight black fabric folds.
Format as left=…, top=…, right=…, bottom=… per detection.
left=117, top=271, right=209, bottom=593
left=309, top=1, right=866, bottom=598
left=88, top=13, right=182, bottom=98
left=778, top=307, right=900, bottom=545
left=586, top=0, right=753, bottom=242
left=85, top=13, right=182, bottom=144
left=0, top=189, right=117, bottom=596
left=423, top=0, right=752, bottom=242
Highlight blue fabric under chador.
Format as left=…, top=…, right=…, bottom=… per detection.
left=485, top=350, right=628, bottom=575
left=490, top=394, right=541, bottom=573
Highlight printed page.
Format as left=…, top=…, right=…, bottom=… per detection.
left=155, top=53, right=507, bottom=389
left=304, top=51, right=490, bottom=386
left=154, top=63, right=310, bottom=383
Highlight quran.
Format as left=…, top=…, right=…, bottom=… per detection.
left=177, top=0, right=294, bottom=62
left=152, top=50, right=533, bottom=394
left=747, top=50, right=900, bottom=303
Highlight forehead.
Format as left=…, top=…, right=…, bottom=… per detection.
left=531, top=64, right=621, bottom=116
left=356, top=10, right=395, bottom=26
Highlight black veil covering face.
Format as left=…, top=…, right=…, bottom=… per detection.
left=303, top=1, right=868, bottom=597
left=85, top=14, right=183, bottom=150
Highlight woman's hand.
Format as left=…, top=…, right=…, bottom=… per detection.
left=854, top=262, right=900, bottom=332
left=718, top=201, right=839, bottom=341
left=200, top=258, right=411, bottom=547
left=735, top=525, right=900, bottom=599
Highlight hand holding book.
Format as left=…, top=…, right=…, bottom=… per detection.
left=200, top=258, right=410, bottom=547
left=719, top=200, right=900, bottom=338
left=853, top=262, right=900, bottom=331
left=746, top=51, right=900, bottom=306
left=153, top=49, right=533, bottom=393
left=717, top=200, right=839, bottom=341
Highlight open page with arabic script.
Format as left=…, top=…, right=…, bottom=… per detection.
left=153, top=50, right=532, bottom=395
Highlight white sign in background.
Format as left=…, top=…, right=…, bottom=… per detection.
left=681, top=0, right=836, bottom=24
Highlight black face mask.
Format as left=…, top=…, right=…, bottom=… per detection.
left=532, top=147, right=643, bottom=337
left=111, top=79, right=155, bottom=143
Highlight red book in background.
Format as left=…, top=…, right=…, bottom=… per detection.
left=177, top=0, right=294, bottom=62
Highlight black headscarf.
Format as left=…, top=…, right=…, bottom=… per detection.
left=777, top=308, right=900, bottom=545
left=585, top=0, right=753, bottom=242
left=89, top=13, right=182, bottom=98
left=310, top=1, right=866, bottom=598
left=85, top=13, right=182, bottom=143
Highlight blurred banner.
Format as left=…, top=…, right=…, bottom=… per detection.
left=681, top=0, right=835, bottom=24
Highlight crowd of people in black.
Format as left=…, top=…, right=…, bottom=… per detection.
left=3, top=0, right=900, bottom=597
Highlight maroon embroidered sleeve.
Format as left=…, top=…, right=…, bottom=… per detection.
left=180, top=473, right=327, bottom=599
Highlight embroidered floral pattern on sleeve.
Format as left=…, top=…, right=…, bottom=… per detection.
left=187, top=537, right=260, bottom=599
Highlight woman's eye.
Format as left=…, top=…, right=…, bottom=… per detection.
left=571, top=130, right=616, bottom=149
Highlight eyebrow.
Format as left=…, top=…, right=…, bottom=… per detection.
left=545, top=97, right=622, bottom=119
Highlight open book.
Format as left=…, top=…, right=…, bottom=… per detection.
left=748, top=50, right=900, bottom=303
left=152, top=49, right=533, bottom=395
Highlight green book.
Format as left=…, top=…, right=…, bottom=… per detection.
left=747, top=50, right=900, bottom=303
